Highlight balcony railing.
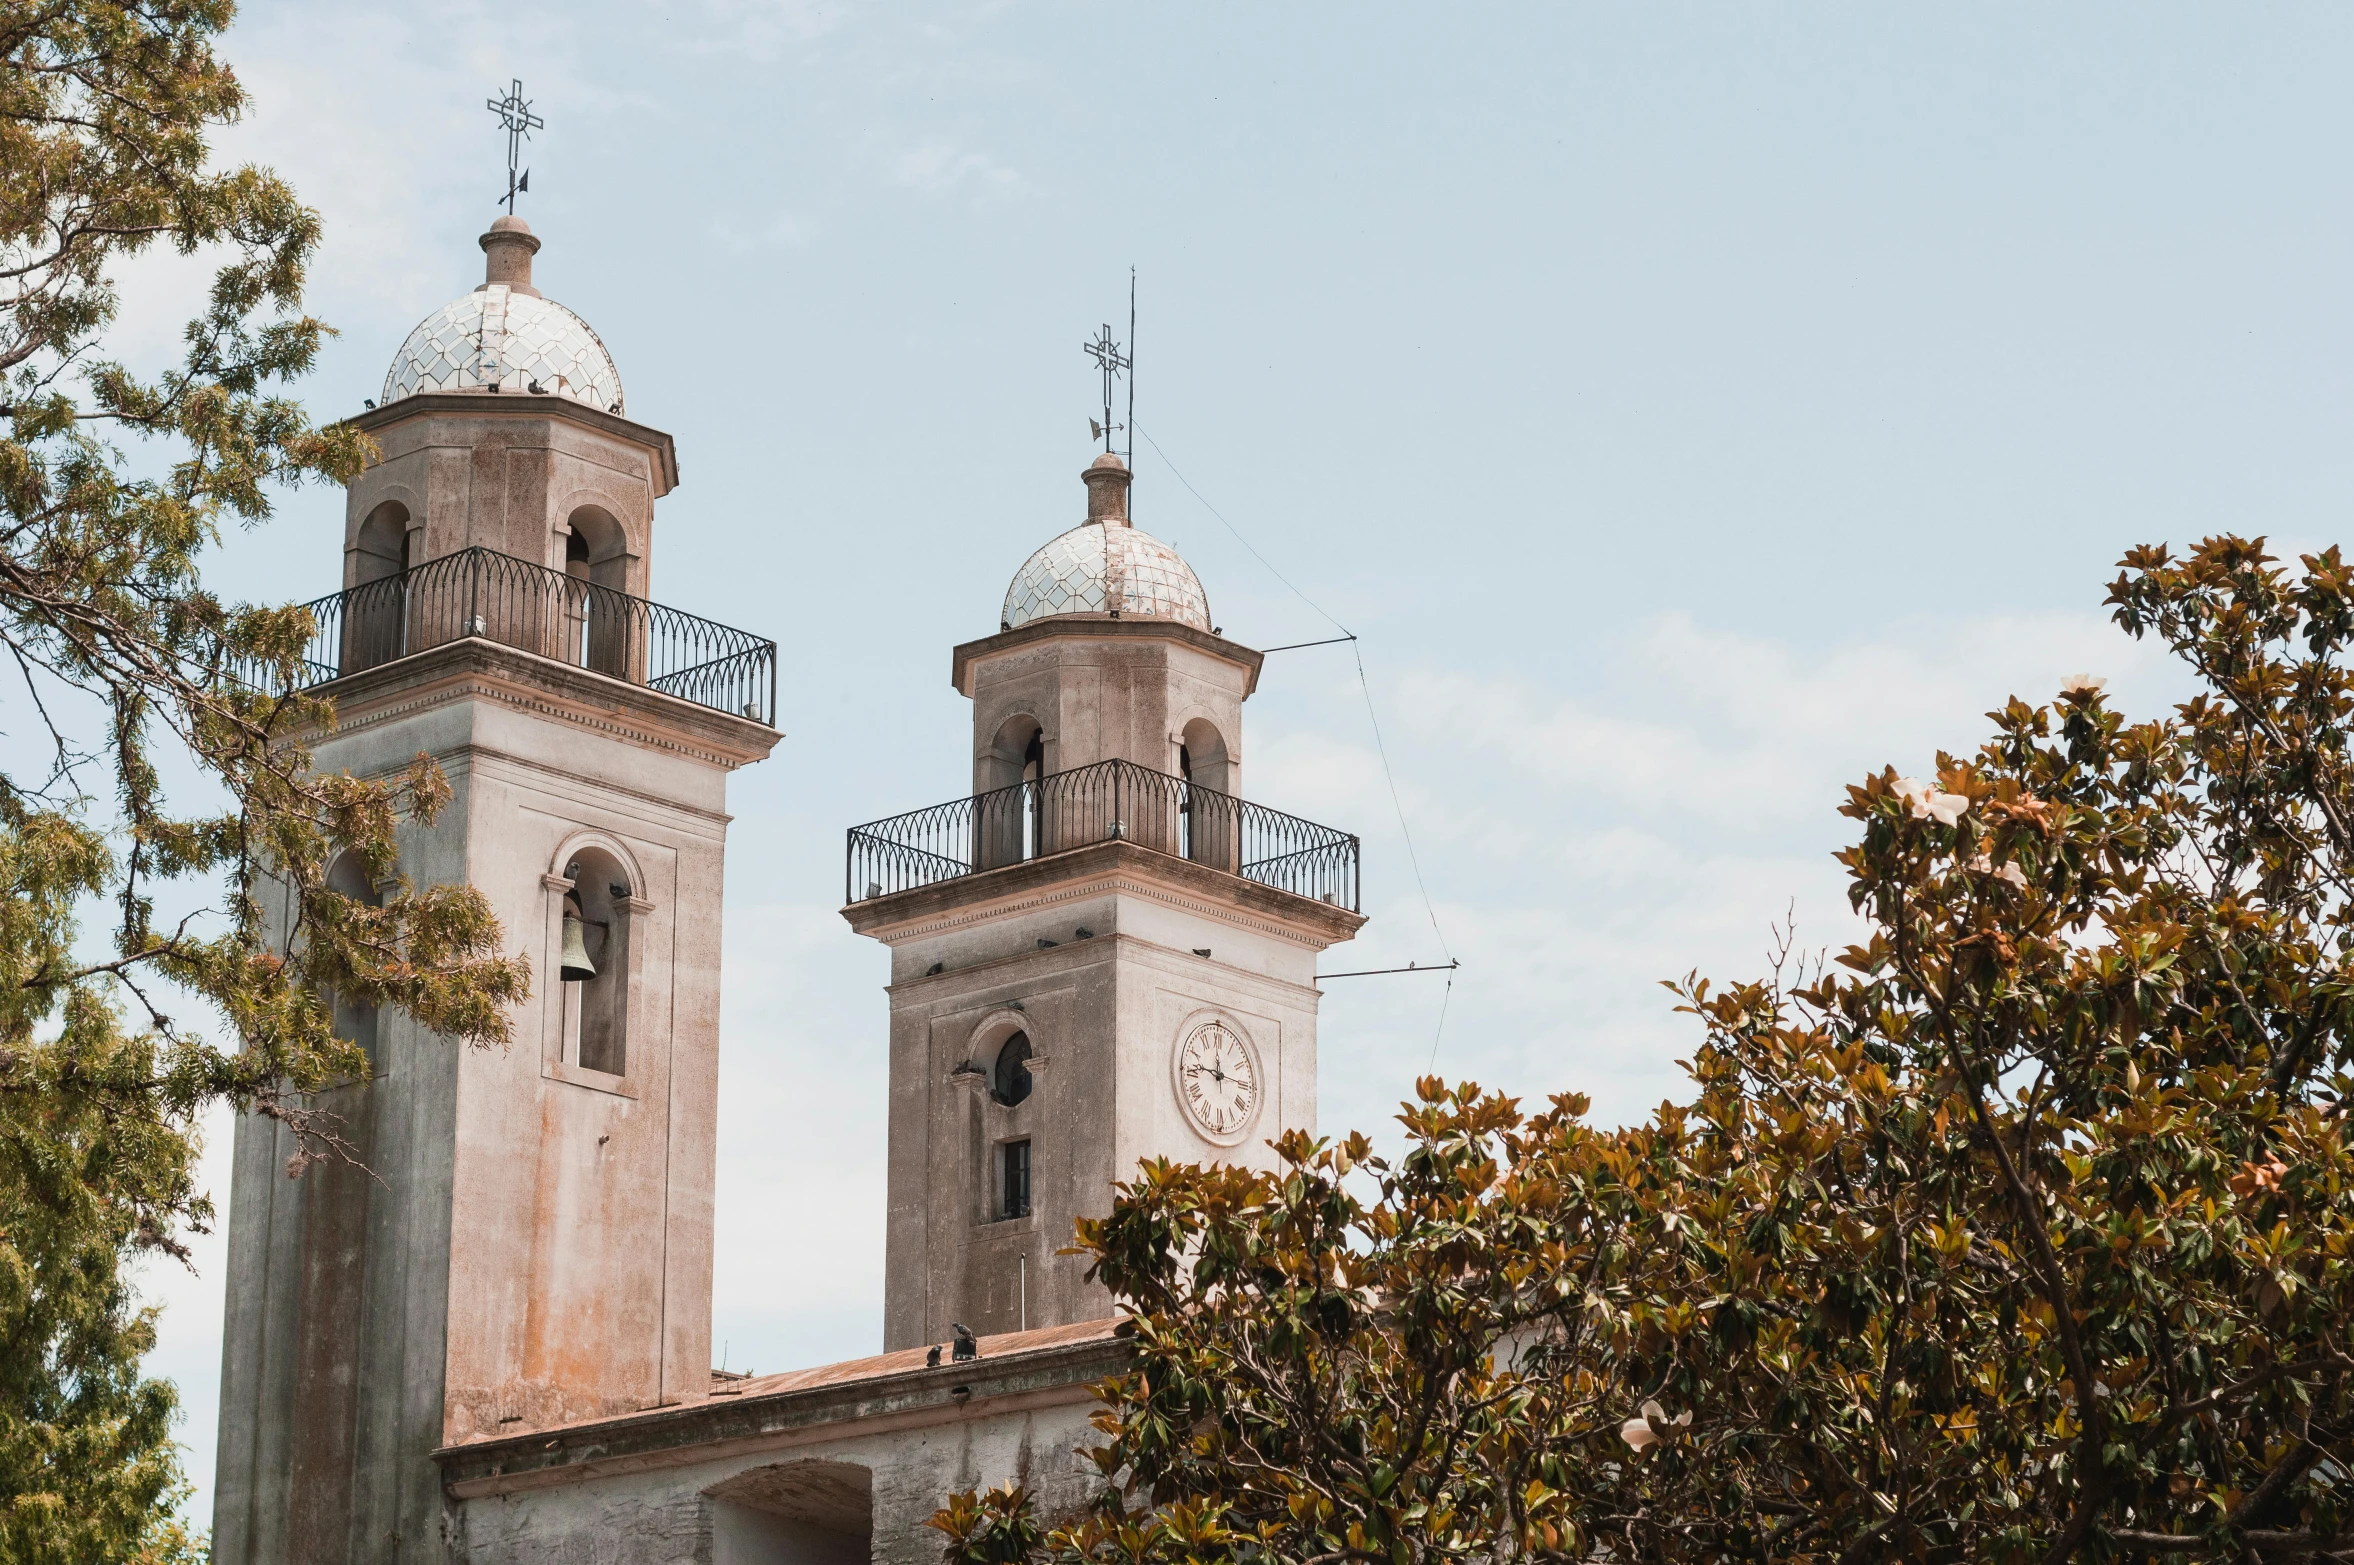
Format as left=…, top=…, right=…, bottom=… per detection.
left=234, top=546, right=776, bottom=725
left=847, top=758, right=1360, bottom=911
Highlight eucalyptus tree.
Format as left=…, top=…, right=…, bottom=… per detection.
left=0, top=4, right=525, bottom=1555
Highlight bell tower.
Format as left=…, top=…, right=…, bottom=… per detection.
left=845, top=453, right=1365, bottom=1351
left=211, top=219, right=779, bottom=1562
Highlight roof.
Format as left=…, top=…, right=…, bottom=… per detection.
left=435, top=1317, right=1127, bottom=1499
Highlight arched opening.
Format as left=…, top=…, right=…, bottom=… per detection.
left=994, top=1028, right=1035, bottom=1222
left=343, top=502, right=412, bottom=673
left=354, top=502, right=412, bottom=584
left=1179, top=718, right=1236, bottom=870
left=324, top=853, right=385, bottom=1063
left=991, top=1030, right=1033, bottom=1106
left=557, top=846, right=633, bottom=1076
left=977, top=714, right=1044, bottom=869
left=561, top=506, right=635, bottom=678
left=704, top=1460, right=872, bottom=1565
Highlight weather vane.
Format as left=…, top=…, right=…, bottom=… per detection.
left=487, top=78, right=544, bottom=214
left=1083, top=321, right=1129, bottom=456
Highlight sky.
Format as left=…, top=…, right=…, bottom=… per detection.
left=98, top=0, right=2354, bottom=1526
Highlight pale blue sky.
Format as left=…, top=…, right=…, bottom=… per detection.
left=116, top=0, right=2351, bottom=1522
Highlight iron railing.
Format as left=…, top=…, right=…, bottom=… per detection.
left=847, top=758, right=1360, bottom=911
left=236, top=546, right=775, bottom=724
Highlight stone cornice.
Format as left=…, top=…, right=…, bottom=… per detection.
left=842, top=839, right=1367, bottom=949
left=343, top=393, right=681, bottom=494
left=951, top=616, right=1265, bottom=697
left=295, top=639, right=780, bottom=771
left=434, top=1329, right=1127, bottom=1499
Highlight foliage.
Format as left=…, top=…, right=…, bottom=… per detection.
left=0, top=1, right=528, bottom=1554
left=932, top=537, right=2354, bottom=1565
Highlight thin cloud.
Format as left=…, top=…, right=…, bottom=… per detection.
left=890, top=137, right=1026, bottom=201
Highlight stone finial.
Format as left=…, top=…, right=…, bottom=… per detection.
left=479, top=215, right=543, bottom=297
left=1082, top=452, right=1131, bottom=526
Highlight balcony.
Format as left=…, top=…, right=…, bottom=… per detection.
left=846, top=758, right=1360, bottom=911
left=240, top=546, right=776, bottom=725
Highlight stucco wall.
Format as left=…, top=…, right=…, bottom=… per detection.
left=212, top=642, right=773, bottom=1564
left=866, top=857, right=1339, bottom=1352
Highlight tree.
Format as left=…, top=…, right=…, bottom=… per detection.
left=0, top=3, right=527, bottom=1554
left=932, top=535, right=2354, bottom=1565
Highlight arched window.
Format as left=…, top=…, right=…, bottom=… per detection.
left=991, top=1031, right=1033, bottom=1106
left=978, top=714, right=1045, bottom=868
left=344, top=502, right=412, bottom=673
left=1179, top=718, right=1236, bottom=870
left=325, top=852, right=385, bottom=1063
left=354, top=501, right=411, bottom=585
left=558, top=847, right=633, bottom=1076
left=562, top=506, right=635, bottom=678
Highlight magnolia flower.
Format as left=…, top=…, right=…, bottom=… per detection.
left=1966, top=852, right=2030, bottom=888
left=1619, top=1398, right=1692, bottom=1453
left=2058, top=673, right=2107, bottom=697
left=1893, top=777, right=1970, bottom=825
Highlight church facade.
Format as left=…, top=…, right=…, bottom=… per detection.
left=209, top=217, right=1364, bottom=1564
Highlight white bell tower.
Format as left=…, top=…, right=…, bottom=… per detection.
left=211, top=218, right=779, bottom=1562
left=845, top=452, right=1365, bottom=1351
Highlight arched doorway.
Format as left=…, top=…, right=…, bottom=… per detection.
left=704, top=1459, right=871, bottom=1565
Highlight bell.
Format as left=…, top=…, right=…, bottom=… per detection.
left=559, top=912, right=596, bottom=982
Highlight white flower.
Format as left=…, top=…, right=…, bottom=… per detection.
left=2058, top=673, right=2107, bottom=697
left=1894, top=777, right=1970, bottom=825
left=1967, top=852, right=2028, bottom=888
left=1619, top=1398, right=1691, bottom=1453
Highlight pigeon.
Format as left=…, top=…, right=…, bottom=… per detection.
left=951, top=1323, right=978, bottom=1363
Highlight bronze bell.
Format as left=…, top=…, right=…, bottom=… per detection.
left=560, top=898, right=596, bottom=983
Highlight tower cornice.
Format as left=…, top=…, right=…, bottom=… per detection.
left=286, top=635, right=781, bottom=770
left=840, top=837, right=1365, bottom=948
left=950, top=615, right=1264, bottom=697
left=345, top=393, right=681, bottom=496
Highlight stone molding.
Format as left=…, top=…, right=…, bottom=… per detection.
left=346, top=392, right=681, bottom=493
left=294, top=638, right=780, bottom=771
left=950, top=614, right=1266, bottom=697
left=843, top=839, right=1366, bottom=950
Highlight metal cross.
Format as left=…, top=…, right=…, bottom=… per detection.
left=487, top=79, right=544, bottom=213
left=1083, top=324, right=1129, bottom=453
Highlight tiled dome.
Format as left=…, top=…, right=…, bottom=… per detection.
left=382, top=285, right=623, bottom=413
left=1003, top=520, right=1211, bottom=632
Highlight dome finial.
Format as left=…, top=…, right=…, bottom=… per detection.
left=479, top=215, right=542, bottom=298
left=1083, top=452, right=1130, bottom=526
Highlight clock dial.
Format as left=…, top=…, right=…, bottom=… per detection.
left=1176, top=1020, right=1258, bottom=1138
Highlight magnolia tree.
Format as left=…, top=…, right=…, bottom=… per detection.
left=933, top=536, right=2354, bottom=1565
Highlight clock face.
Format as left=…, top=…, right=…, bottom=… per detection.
left=1175, top=1020, right=1258, bottom=1140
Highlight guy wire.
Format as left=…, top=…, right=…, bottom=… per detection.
left=1136, top=421, right=1457, bottom=1060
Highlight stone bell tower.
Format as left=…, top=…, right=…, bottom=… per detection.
left=211, top=218, right=779, bottom=1562
left=844, top=452, right=1365, bottom=1351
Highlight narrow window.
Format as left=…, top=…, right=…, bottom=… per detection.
left=1178, top=742, right=1194, bottom=859
left=999, top=1140, right=1032, bottom=1220
left=1022, top=730, right=1045, bottom=859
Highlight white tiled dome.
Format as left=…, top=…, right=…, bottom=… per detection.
left=382, top=285, right=623, bottom=413
left=1003, top=521, right=1211, bottom=632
